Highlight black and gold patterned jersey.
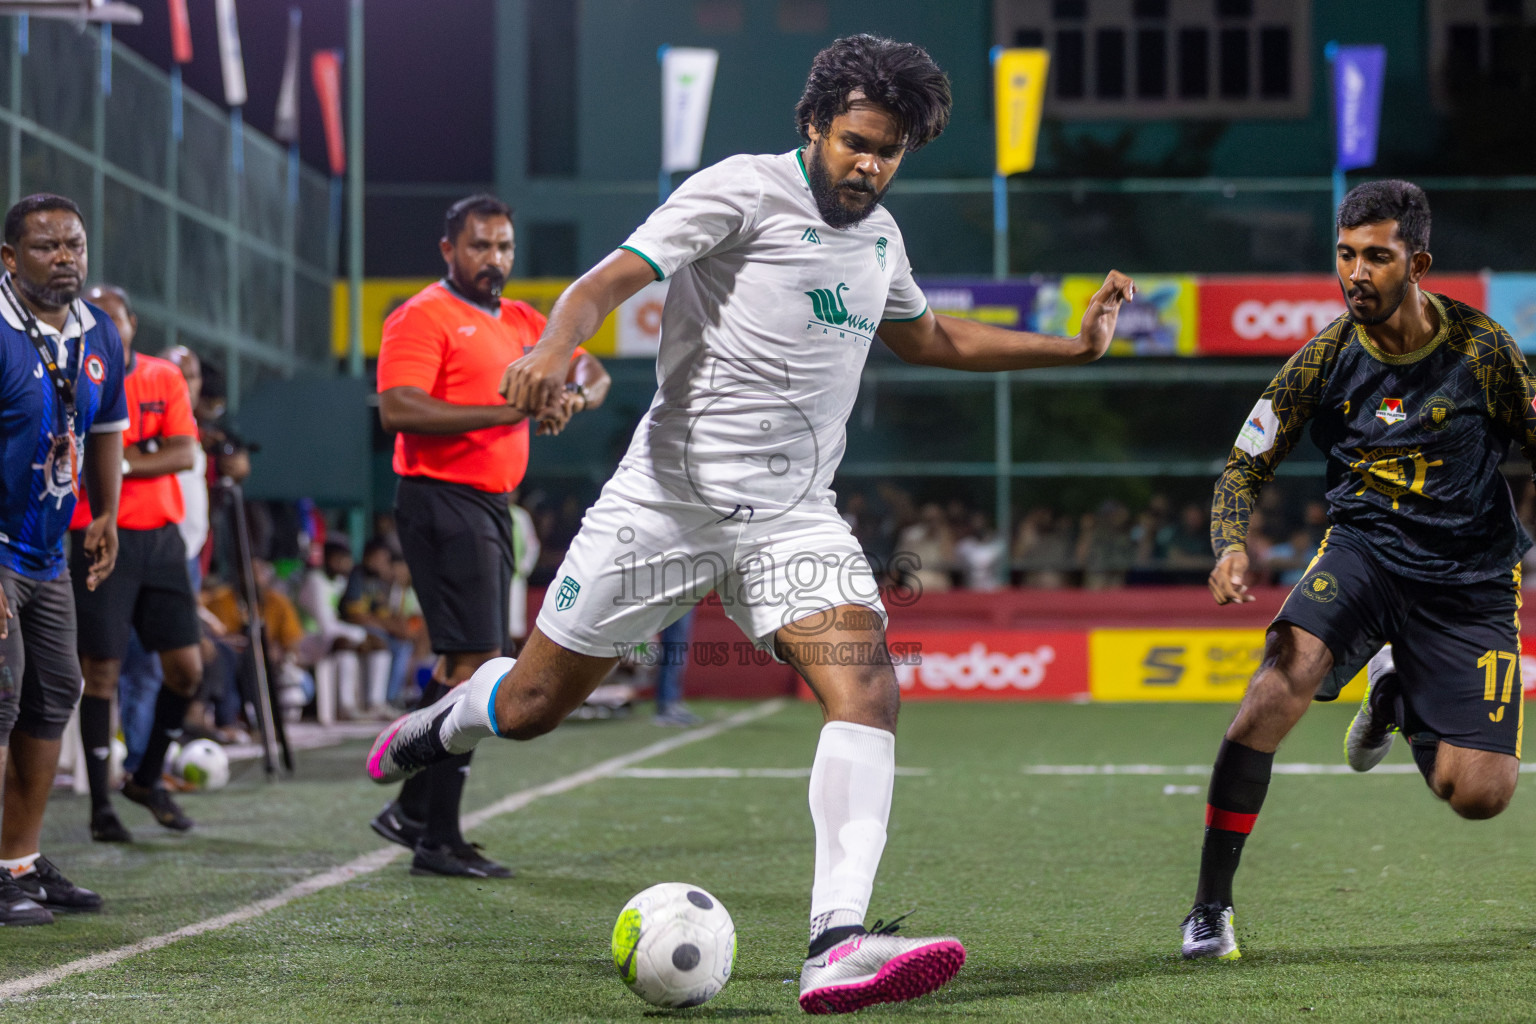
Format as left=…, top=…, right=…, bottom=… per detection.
left=1211, top=292, right=1536, bottom=584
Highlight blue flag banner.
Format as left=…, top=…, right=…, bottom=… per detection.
left=1333, top=44, right=1386, bottom=171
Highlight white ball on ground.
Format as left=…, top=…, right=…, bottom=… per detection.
left=612, top=882, right=735, bottom=1008
left=175, top=738, right=230, bottom=790
left=164, top=740, right=183, bottom=773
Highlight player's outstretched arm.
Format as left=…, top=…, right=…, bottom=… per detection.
left=878, top=270, right=1135, bottom=371
left=501, top=249, right=654, bottom=419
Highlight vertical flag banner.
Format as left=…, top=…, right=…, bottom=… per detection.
left=214, top=0, right=247, bottom=107
left=166, top=0, right=192, bottom=64
left=273, top=7, right=301, bottom=144
left=993, top=48, right=1049, bottom=175
left=660, top=46, right=719, bottom=174
left=1333, top=44, right=1386, bottom=171
left=312, top=49, right=346, bottom=176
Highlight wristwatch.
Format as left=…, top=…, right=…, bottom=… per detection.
left=565, top=381, right=589, bottom=410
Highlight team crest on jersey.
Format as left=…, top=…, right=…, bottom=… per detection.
left=1421, top=396, right=1455, bottom=431
left=1301, top=570, right=1339, bottom=603
left=804, top=282, right=877, bottom=342
left=556, top=575, right=581, bottom=611
left=875, top=236, right=888, bottom=270
left=1375, top=398, right=1406, bottom=424
left=31, top=431, right=81, bottom=510
left=84, top=353, right=106, bottom=384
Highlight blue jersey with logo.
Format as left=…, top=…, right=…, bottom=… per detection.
left=1213, top=294, right=1536, bottom=585
left=0, top=298, right=128, bottom=580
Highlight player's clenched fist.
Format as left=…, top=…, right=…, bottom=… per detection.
left=1077, top=270, right=1136, bottom=361
left=499, top=344, right=571, bottom=422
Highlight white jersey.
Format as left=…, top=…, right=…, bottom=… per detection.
left=612, top=150, right=927, bottom=520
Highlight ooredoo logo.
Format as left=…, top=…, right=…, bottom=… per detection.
left=1231, top=299, right=1345, bottom=342
left=895, top=642, right=1057, bottom=693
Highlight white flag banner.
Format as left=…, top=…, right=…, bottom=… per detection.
left=617, top=280, right=670, bottom=356
left=661, top=47, right=718, bottom=174
left=214, top=0, right=247, bottom=107
left=273, top=7, right=301, bottom=143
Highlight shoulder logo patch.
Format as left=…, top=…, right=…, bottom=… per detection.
left=801, top=227, right=821, bottom=245
left=556, top=575, right=581, bottom=611
left=1375, top=398, right=1405, bottom=424
left=875, top=236, right=888, bottom=269
left=1235, top=398, right=1279, bottom=457
left=84, top=354, right=106, bottom=384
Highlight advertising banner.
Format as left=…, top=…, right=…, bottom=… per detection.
left=993, top=48, right=1050, bottom=176
left=890, top=629, right=1089, bottom=701
left=1044, top=275, right=1196, bottom=356
left=661, top=47, right=719, bottom=174
left=1519, top=635, right=1536, bottom=696
left=919, top=278, right=1052, bottom=330
left=331, top=279, right=619, bottom=358
left=1333, top=44, right=1386, bottom=171
left=1197, top=274, right=1489, bottom=356
left=1090, top=629, right=1366, bottom=702
left=616, top=280, right=670, bottom=356
left=1488, top=274, right=1536, bottom=355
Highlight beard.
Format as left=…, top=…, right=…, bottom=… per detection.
left=806, top=143, right=891, bottom=228
left=16, top=273, right=80, bottom=311
left=1342, top=274, right=1411, bottom=327
left=452, top=264, right=505, bottom=306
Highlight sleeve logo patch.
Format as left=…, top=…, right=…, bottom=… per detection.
left=84, top=354, right=106, bottom=384
left=1235, top=398, right=1279, bottom=457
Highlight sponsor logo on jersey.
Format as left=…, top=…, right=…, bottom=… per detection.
left=555, top=575, right=581, bottom=611
left=1375, top=398, right=1406, bottom=424
left=1301, top=570, right=1339, bottom=603
left=801, top=227, right=821, bottom=245
left=1422, top=396, right=1455, bottom=431
left=84, top=354, right=106, bottom=384
left=804, top=282, right=877, bottom=338
left=31, top=431, right=80, bottom=510
left=1235, top=398, right=1278, bottom=457
left=1348, top=445, right=1442, bottom=509
left=875, top=236, right=887, bottom=269
left=457, top=325, right=477, bottom=336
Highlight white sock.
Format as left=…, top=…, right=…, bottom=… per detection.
left=1, top=852, right=40, bottom=877
left=808, top=721, right=895, bottom=943
left=438, top=657, right=516, bottom=754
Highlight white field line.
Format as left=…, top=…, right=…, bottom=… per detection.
left=1024, top=762, right=1536, bottom=776
left=2, top=699, right=788, bottom=1002
left=614, top=766, right=930, bottom=779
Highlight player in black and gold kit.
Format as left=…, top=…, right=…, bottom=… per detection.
left=1181, top=181, right=1536, bottom=961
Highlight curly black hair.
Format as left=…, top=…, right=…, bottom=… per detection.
left=795, top=35, right=952, bottom=152
left=1337, top=179, right=1431, bottom=253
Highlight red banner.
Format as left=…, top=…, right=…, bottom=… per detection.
left=794, top=630, right=1090, bottom=702
left=311, top=50, right=345, bottom=176
left=1197, top=274, right=1488, bottom=356
left=167, top=0, right=192, bottom=64
left=1519, top=636, right=1536, bottom=696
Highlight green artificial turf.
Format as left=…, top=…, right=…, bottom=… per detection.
left=3, top=701, right=1534, bottom=1022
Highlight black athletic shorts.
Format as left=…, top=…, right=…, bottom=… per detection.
left=71, top=523, right=201, bottom=660
left=396, top=476, right=513, bottom=655
left=1275, top=529, right=1523, bottom=757
left=0, top=567, right=83, bottom=744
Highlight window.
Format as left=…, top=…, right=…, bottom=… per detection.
left=1429, top=0, right=1535, bottom=106
left=993, top=0, right=1309, bottom=118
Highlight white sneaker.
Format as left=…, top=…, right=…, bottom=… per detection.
left=364, top=686, right=466, bottom=784
left=798, top=929, right=965, bottom=1014
left=1180, top=903, right=1240, bottom=960
left=1345, top=645, right=1399, bottom=772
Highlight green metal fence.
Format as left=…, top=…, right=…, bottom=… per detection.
left=0, top=17, right=333, bottom=407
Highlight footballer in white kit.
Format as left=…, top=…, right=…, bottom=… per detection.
left=369, top=34, right=1135, bottom=1015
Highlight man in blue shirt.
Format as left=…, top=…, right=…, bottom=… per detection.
left=0, top=193, right=127, bottom=926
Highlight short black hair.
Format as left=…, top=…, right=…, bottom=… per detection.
left=795, top=35, right=952, bottom=152
left=323, top=540, right=353, bottom=561
left=87, top=283, right=133, bottom=318
left=4, top=193, right=84, bottom=246
left=1337, top=179, right=1431, bottom=253
left=444, top=194, right=513, bottom=245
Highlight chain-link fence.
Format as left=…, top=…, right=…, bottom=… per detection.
left=0, top=18, right=333, bottom=407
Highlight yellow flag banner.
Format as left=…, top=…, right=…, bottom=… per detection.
left=993, top=48, right=1049, bottom=176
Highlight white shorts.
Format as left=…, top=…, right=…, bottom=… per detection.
left=535, top=488, right=886, bottom=658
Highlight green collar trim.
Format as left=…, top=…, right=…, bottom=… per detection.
left=795, top=148, right=811, bottom=188
left=1353, top=291, right=1450, bottom=365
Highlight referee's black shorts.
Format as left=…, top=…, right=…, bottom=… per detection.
left=396, top=476, right=513, bottom=655
left=71, top=523, right=201, bottom=660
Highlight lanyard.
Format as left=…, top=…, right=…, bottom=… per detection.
left=1, top=276, right=82, bottom=438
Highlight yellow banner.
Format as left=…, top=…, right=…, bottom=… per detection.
left=994, top=48, right=1049, bottom=176
left=1041, top=275, right=1198, bottom=357
left=330, top=278, right=620, bottom=358
left=1090, top=629, right=1366, bottom=703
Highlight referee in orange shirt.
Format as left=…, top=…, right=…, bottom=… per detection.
left=371, top=194, right=608, bottom=876
left=70, top=284, right=201, bottom=842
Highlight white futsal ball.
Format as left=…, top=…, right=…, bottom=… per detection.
left=612, top=882, right=735, bottom=1008
left=175, top=739, right=230, bottom=790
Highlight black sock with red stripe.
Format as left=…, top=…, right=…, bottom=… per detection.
left=1195, top=738, right=1273, bottom=907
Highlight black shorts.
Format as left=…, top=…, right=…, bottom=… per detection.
left=0, top=567, right=83, bottom=744
left=1275, top=529, right=1523, bottom=757
left=71, top=524, right=201, bottom=660
left=396, top=476, right=513, bottom=655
